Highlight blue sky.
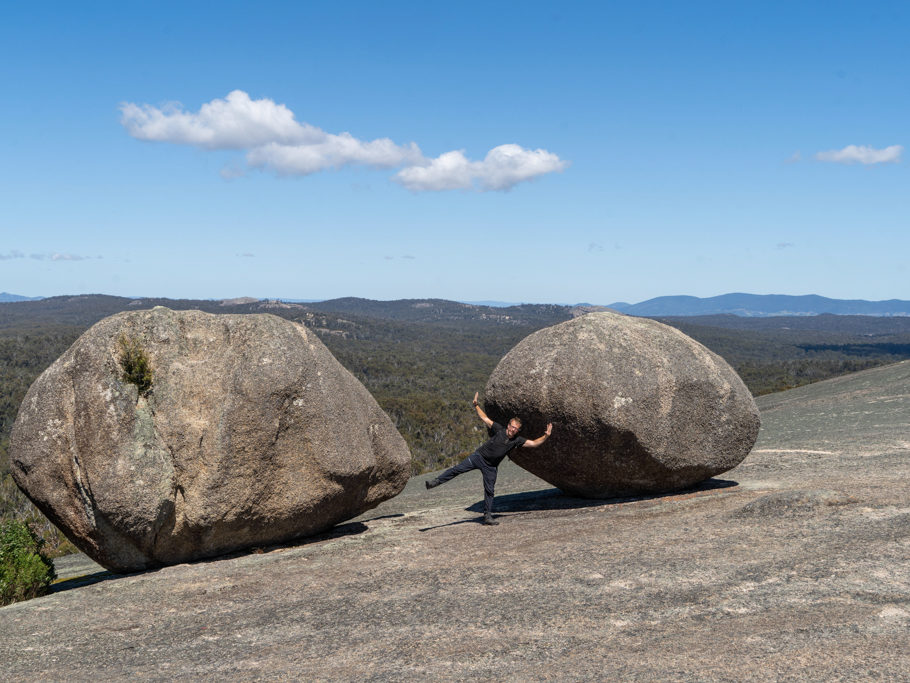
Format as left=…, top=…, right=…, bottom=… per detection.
left=2, top=1, right=908, bottom=304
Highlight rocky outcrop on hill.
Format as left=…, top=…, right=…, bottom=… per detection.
left=9, top=307, right=410, bottom=572
left=484, top=311, right=760, bottom=497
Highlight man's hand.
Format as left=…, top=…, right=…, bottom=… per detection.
left=523, top=423, right=553, bottom=448
left=473, top=392, right=494, bottom=427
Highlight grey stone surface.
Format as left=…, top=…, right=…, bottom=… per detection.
left=1, top=361, right=908, bottom=681
left=484, top=311, right=761, bottom=497
left=734, top=488, right=857, bottom=517
left=9, top=307, right=410, bottom=572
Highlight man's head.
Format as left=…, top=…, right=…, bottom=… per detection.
left=506, top=417, right=522, bottom=438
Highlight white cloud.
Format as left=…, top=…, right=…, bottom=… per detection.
left=120, top=90, right=567, bottom=192
left=394, top=150, right=475, bottom=191
left=0, top=250, right=25, bottom=260
left=123, top=91, right=420, bottom=174
left=815, top=144, right=902, bottom=165
left=246, top=135, right=422, bottom=176
left=394, top=144, right=568, bottom=192
left=120, top=90, right=320, bottom=149
left=476, top=144, right=569, bottom=191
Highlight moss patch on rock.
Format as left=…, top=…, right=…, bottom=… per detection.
left=118, top=334, right=152, bottom=396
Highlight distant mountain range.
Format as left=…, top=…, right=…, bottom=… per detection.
left=2, top=291, right=909, bottom=316
left=0, top=292, right=43, bottom=302
left=607, top=294, right=910, bottom=317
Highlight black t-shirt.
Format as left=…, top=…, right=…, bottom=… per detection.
left=476, top=422, right=527, bottom=466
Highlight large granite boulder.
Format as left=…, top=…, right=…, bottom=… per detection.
left=10, top=307, right=410, bottom=572
left=483, top=312, right=760, bottom=497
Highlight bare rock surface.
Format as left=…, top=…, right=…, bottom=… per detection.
left=9, top=307, right=410, bottom=572
left=2, top=361, right=909, bottom=680
left=484, top=312, right=761, bottom=497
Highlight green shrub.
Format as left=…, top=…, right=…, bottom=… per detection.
left=1, top=474, right=78, bottom=558
left=118, top=334, right=153, bottom=396
left=1, top=519, right=56, bottom=605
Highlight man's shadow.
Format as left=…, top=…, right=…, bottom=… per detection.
left=418, top=478, right=738, bottom=531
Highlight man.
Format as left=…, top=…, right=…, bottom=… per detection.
left=425, top=392, right=553, bottom=525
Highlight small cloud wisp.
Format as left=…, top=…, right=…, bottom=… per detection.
left=3, top=250, right=99, bottom=261
left=815, top=144, right=903, bottom=165
left=30, top=252, right=100, bottom=261
left=120, top=90, right=567, bottom=192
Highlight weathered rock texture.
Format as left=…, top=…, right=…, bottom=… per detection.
left=484, top=311, right=760, bottom=497
left=10, top=307, right=410, bottom=572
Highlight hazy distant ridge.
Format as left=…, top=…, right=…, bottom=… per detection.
left=608, top=293, right=910, bottom=317
left=3, top=291, right=910, bottom=317
left=0, top=292, right=43, bottom=303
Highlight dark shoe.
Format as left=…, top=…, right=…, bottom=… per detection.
left=482, top=514, right=499, bottom=525
left=425, top=478, right=441, bottom=490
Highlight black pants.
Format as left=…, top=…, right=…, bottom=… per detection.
left=436, top=452, right=498, bottom=515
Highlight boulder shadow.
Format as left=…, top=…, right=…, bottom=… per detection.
left=418, top=478, right=738, bottom=531
left=476, top=478, right=739, bottom=514
left=51, top=570, right=119, bottom=593
left=204, top=520, right=371, bottom=561
left=50, top=521, right=371, bottom=593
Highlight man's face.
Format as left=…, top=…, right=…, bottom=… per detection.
left=506, top=420, right=521, bottom=438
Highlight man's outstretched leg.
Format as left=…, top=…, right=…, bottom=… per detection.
left=426, top=453, right=479, bottom=489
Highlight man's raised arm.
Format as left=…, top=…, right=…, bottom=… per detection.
left=522, top=423, right=553, bottom=448
left=472, top=392, right=494, bottom=427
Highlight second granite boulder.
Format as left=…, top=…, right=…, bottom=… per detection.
left=483, top=312, right=760, bottom=498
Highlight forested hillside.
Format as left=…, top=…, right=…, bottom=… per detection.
left=2, top=295, right=910, bottom=555
left=656, top=316, right=910, bottom=394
